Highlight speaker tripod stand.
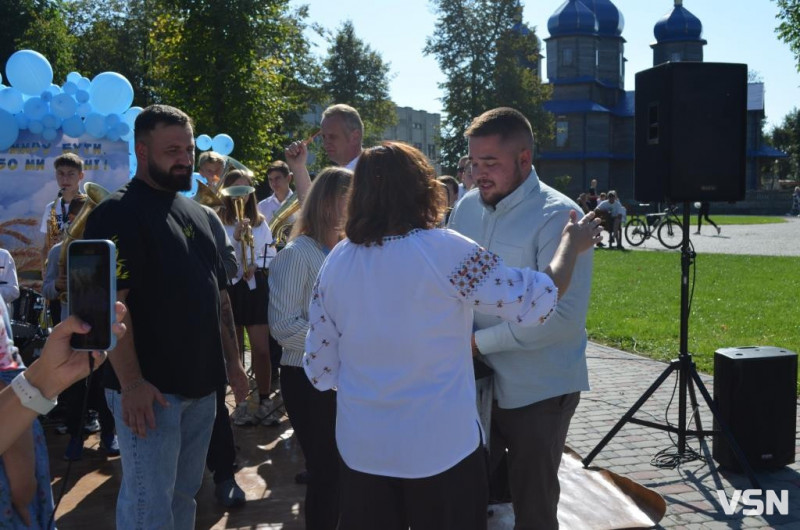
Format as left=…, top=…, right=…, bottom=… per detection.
left=582, top=201, right=760, bottom=489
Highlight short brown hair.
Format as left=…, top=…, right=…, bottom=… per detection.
left=267, top=160, right=291, bottom=178
left=54, top=152, right=83, bottom=171
left=465, top=107, right=534, bottom=151
left=197, top=151, right=225, bottom=168
left=290, top=167, right=351, bottom=243
left=346, top=142, right=445, bottom=246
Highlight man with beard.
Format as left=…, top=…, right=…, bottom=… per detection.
left=84, top=104, right=249, bottom=529
left=284, top=104, right=363, bottom=200
left=448, top=108, right=593, bottom=530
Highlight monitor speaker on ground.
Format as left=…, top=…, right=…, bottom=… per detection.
left=634, top=62, right=747, bottom=203
left=712, top=346, right=797, bottom=471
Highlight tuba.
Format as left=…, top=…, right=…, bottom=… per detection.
left=57, top=182, right=111, bottom=301
left=220, top=185, right=257, bottom=268
left=268, top=195, right=300, bottom=249
left=194, top=180, right=223, bottom=208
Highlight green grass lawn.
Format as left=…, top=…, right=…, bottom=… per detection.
left=711, top=215, right=787, bottom=225
left=588, top=251, right=800, bottom=391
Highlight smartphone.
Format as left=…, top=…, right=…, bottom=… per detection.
left=67, top=240, right=117, bottom=351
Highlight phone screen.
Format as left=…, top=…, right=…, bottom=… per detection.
left=68, top=240, right=116, bottom=350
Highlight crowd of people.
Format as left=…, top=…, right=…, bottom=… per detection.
left=1, top=103, right=606, bottom=530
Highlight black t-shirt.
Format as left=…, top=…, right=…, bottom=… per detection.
left=84, top=178, right=228, bottom=397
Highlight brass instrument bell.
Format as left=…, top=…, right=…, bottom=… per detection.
left=220, top=185, right=257, bottom=268
left=193, top=181, right=223, bottom=208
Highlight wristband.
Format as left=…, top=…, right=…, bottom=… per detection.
left=10, top=372, right=58, bottom=415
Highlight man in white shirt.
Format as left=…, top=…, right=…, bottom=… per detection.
left=595, top=190, right=625, bottom=249
left=0, top=248, right=19, bottom=305
left=456, top=154, right=475, bottom=200
left=40, top=153, right=85, bottom=259
left=284, top=104, right=364, bottom=201
left=448, top=107, right=593, bottom=530
left=257, top=161, right=295, bottom=224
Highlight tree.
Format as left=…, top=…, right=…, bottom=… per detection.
left=425, top=0, right=552, bottom=171
left=147, top=0, right=321, bottom=176
left=769, top=108, right=800, bottom=180
left=321, top=21, right=395, bottom=149
left=775, top=0, right=800, bottom=72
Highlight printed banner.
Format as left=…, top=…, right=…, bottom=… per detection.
left=0, top=130, right=130, bottom=283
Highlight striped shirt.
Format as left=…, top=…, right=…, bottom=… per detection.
left=268, top=235, right=327, bottom=367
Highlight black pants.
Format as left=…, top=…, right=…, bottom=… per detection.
left=206, top=384, right=237, bottom=484
left=62, top=364, right=115, bottom=438
left=280, top=366, right=339, bottom=530
left=338, top=444, right=488, bottom=530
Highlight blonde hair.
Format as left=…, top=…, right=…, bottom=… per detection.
left=290, top=167, right=352, bottom=243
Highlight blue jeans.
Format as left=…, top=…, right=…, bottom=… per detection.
left=106, top=389, right=216, bottom=530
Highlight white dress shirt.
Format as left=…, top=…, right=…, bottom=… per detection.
left=257, top=189, right=295, bottom=224
left=0, top=249, right=19, bottom=304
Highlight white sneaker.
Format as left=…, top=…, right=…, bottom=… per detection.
left=256, top=398, right=281, bottom=426
left=231, top=401, right=258, bottom=426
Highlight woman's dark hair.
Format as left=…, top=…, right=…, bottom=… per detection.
left=346, top=141, right=446, bottom=246
left=219, top=169, right=265, bottom=227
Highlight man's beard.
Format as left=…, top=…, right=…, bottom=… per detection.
left=149, top=159, right=192, bottom=192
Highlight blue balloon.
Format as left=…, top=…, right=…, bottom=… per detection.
left=77, top=77, right=90, bottom=91
left=128, top=151, right=138, bottom=177
left=75, top=89, right=90, bottom=103
left=62, top=115, right=85, bottom=137
left=50, top=92, right=77, bottom=119
left=0, top=87, right=24, bottom=114
left=23, top=96, right=48, bottom=120
left=196, top=134, right=212, bottom=151
left=77, top=102, right=92, bottom=117
left=5, top=50, right=53, bottom=96
left=89, top=72, right=134, bottom=115
left=0, top=109, right=20, bottom=150
left=42, top=127, right=57, bottom=141
left=40, top=90, right=52, bottom=103
left=42, top=113, right=61, bottom=129
left=106, top=128, right=121, bottom=142
left=28, top=119, right=44, bottom=135
left=46, top=84, right=60, bottom=96
left=115, top=122, right=130, bottom=137
left=85, top=112, right=107, bottom=138
left=14, top=112, right=29, bottom=130
left=66, top=71, right=81, bottom=84
left=62, top=81, right=77, bottom=95
left=211, top=134, right=234, bottom=156
left=105, top=113, right=121, bottom=128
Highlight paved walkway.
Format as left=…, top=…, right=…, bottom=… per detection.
left=624, top=215, right=800, bottom=256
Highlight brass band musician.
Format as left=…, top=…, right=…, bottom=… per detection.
left=218, top=169, right=279, bottom=427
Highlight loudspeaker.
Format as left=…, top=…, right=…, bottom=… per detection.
left=712, top=346, right=797, bottom=471
left=634, top=62, right=747, bottom=202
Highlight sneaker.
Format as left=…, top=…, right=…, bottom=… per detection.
left=83, top=416, right=101, bottom=434
left=101, top=433, right=120, bottom=456
left=231, top=401, right=258, bottom=426
left=214, top=478, right=246, bottom=509
left=64, top=436, right=83, bottom=461
left=256, top=398, right=281, bottom=426
left=716, top=226, right=721, bottom=235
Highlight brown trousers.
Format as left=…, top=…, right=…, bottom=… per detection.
left=490, top=392, right=580, bottom=530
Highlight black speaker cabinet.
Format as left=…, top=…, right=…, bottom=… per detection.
left=634, top=62, right=747, bottom=203
left=713, top=346, right=797, bottom=471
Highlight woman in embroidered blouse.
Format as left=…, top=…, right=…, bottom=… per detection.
left=269, top=167, right=351, bottom=530
left=218, top=169, right=280, bottom=425
left=304, top=142, right=601, bottom=530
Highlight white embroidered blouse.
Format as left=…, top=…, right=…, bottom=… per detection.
left=304, top=228, right=559, bottom=478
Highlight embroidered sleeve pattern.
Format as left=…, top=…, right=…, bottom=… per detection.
left=449, top=245, right=558, bottom=327
left=303, top=277, right=341, bottom=390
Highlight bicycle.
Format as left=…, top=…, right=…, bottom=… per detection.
left=624, top=204, right=684, bottom=249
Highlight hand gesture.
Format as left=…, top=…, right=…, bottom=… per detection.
left=234, top=217, right=251, bottom=241
left=284, top=140, right=308, bottom=170
left=563, top=210, right=603, bottom=253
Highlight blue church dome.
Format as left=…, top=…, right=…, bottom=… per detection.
left=584, top=0, right=624, bottom=36
left=654, top=0, right=703, bottom=43
left=548, top=0, right=598, bottom=37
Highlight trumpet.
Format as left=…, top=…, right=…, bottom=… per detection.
left=220, top=185, right=257, bottom=268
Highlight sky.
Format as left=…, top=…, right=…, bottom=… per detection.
left=289, top=0, right=800, bottom=131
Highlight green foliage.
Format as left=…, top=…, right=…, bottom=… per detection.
left=16, top=3, right=77, bottom=82
left=589, top=251, right=800, bottom=391
left=769, top=108, right=800, bottom=179
left=425, top=0, right=552, bottom=172
left=775, top=0, right=800, bottom=73
left=552, top=175, right=572, bottom=194
left=321, top=21, right=396, bottom=147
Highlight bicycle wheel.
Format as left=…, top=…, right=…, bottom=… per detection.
left=624, top=218, right=647, bottom=247
left=657, top=218, right=683, bottom=249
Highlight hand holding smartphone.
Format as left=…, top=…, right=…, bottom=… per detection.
left=67, top=240, right=117, bottom=351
